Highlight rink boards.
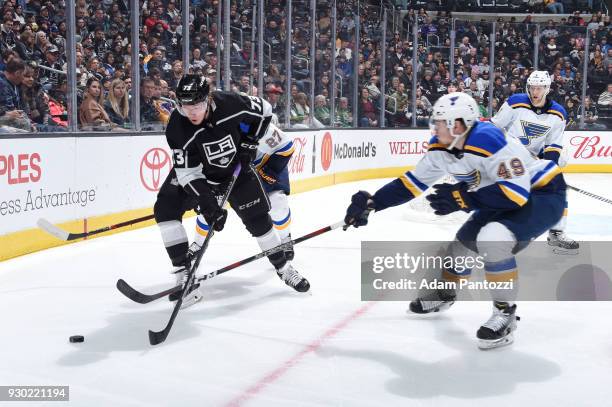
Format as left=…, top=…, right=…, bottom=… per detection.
left=1, top=129, right=611, bottom=260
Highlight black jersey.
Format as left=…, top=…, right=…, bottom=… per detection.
left=165, top=91, right=272, bottom=193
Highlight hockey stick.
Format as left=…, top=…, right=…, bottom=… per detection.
left=567, top=184, right=612, bottom=206
left=116, top=220, right=346, bottom=304
left=37, top=214, right=155, bottom=241
left=148, top=163, right=242, bottom=346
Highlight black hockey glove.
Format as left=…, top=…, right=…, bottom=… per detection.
left=196, top=192, right=228, bottom=232
left=239, top=138, right=259, bottom=167
left=201, top=206, right=228, bottom=231
left=344, top=191, right=376, bottom=228
left=426, top=182, right=475, bottom=216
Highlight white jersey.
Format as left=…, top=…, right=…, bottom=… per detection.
left=491, top=93, right=567, bottom=160
left=253, top=123, right=294, bottom=169
left=373, top=122, right=563, bottom=211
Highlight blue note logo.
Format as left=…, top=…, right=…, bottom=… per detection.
left=520, top=120, right=550, bottom=146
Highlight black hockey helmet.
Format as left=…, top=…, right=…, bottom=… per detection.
left=175, top=74, right=210, bottom=106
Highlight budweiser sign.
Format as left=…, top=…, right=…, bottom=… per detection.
left=569, top=135, right=612, bottom=159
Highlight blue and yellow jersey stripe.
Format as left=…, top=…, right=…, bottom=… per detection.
left=274, top=141, right=295, bottom=157
left=399, top=171, right=428, bottom=198
left=530, top=161, right=562, bottom=189
left=484, top=258, right=518, bottom=282
left=273, top=210, right=291, bottom=231
left=498, top=181, right=529, bottom=207
left=196, top=217, right=210, bottom=238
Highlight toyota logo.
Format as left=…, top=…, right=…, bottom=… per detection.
left=140, top=148, right=171, bottom=191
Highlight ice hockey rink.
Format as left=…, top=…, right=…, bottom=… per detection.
left=1, top=173, right=611, bottom=407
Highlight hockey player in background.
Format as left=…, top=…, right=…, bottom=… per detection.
left=154, top=75, right=310, bottom=309
left=344, top=93, right=567, bottom=349
left=192, top=118, right=296, bottom=260
left=491, top=70, right=578, bottom=253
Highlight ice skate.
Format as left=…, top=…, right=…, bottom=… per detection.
left=477, top=301, right=520, bottom=350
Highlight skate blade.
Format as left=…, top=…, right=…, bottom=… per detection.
left=180, top=292, right=204, bottom=309
left=478, top=332, right=515, bottom=350
left=407, top=300, right=455, bottom=315
left=549, top=246, right=579, bottom=255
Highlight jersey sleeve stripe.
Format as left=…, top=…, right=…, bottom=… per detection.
left=254, top=154, right=270, bottom=169
left=405, top=172, right=429, bottom=191
left=464, top=145, right=493, bottom=157
left=400, top=173, right=424, bottom=198
left=275, top=144, right=295, bottom=157
left=276, top=141, right=294, bottom=153
left=544, top=146, right=563, bottom=153
left=530, top=161, right=561, bottom=189
left=498, top=184, right=528, bottom=206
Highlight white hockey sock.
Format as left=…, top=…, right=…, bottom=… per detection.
left=269, top=191, right=291, bottom=242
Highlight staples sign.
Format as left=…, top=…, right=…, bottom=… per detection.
left=0, top=153, right=41, bottom=185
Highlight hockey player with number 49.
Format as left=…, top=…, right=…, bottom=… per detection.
left=344, top=93, right=567, bottom=349
left=154, top=75, right=309, bottom=309
left=491, top=70, right=578, bottom=253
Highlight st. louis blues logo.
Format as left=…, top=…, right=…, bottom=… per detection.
left=452, top=169, right=481, bottom=189
left=520, top=120, right=551, bottom=146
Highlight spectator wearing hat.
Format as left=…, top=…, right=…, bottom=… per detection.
left=38, top=45, right=64, bottom=90
left=264, top=83, right=285, bottom=124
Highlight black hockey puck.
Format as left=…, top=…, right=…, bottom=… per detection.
left=69, top=335, right=84, bottom=343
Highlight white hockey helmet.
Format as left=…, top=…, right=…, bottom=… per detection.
left=430, top=92, right=480, bottom=136
left=526, top=70, right=551, bottom=101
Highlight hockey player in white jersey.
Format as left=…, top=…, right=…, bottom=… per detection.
left=191, top=120, right=296, bottom=260
left=344, top=93, right=567, bottom=349
left=491, top=70, right=578, bottom=252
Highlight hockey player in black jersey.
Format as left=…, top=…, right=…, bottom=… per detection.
left=154, top=75, right=310, bottom=308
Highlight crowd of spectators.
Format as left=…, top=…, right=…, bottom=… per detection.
left=0, top=0, right=609, bottom=133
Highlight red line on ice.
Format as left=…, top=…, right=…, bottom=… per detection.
left=225, top=301, right=376, bottom=407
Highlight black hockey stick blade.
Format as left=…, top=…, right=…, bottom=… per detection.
left=149, top=296, right=184, bottom=345
left=116, top=279, right=181, bottom=304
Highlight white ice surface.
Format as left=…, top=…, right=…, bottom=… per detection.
left=1, top=174, right=611, bottom=407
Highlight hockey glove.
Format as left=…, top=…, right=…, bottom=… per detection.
left=239, top=138, right=259, bottom=166
left=344, top=191, right=376, bottom=228
left=201, top=206, right=228, bottom=231
left=257, top=167, right=277, bottom=185
left=426, top=182, right=475, bottom=215
left=196, top=192, right=228, bottom=232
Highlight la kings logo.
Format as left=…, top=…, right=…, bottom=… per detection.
left=202, top=134, right=236, bottom=168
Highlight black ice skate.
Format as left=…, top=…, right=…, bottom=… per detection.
left=408, top=288, right=456, bottom=314
left=477, top=301, right=520, bottom=350
left=276, top=262, right=310, bottom=292
left=547, top=230, right=579, bottom=254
